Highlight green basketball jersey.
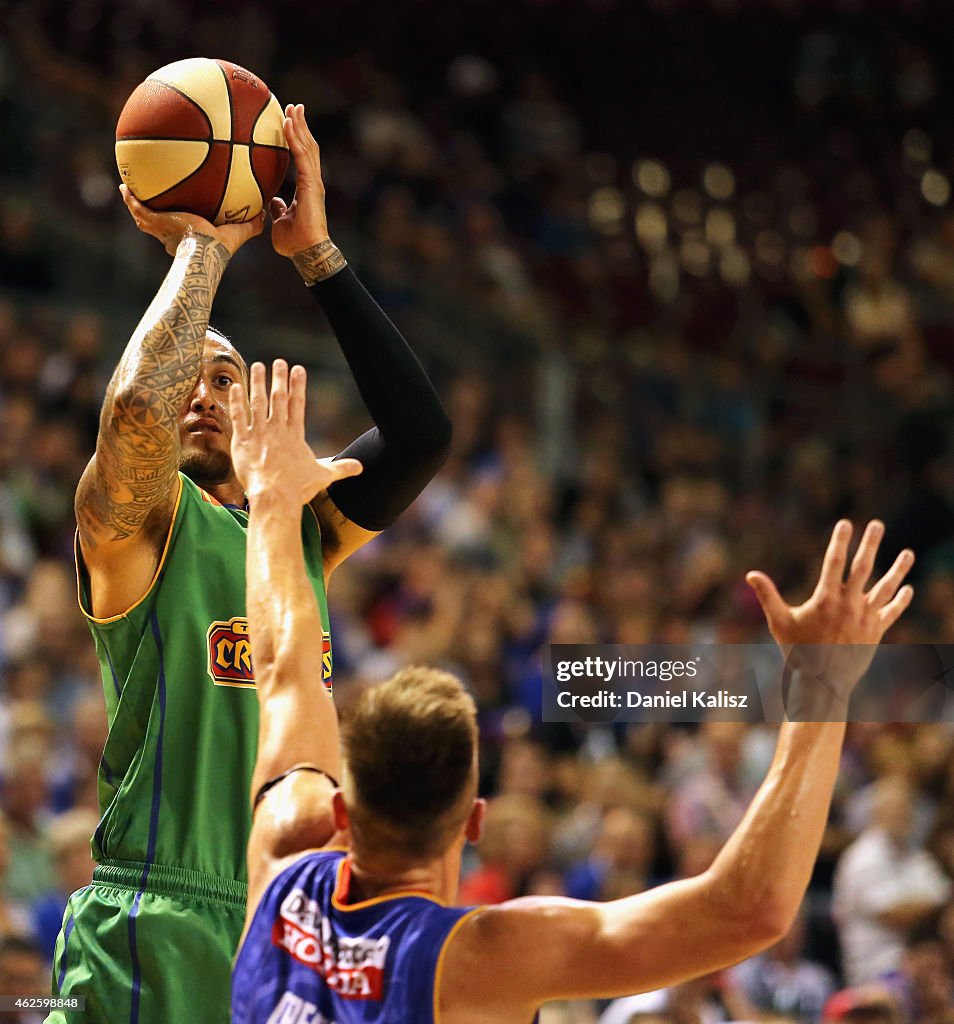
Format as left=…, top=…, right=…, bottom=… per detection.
left=76, top=473, right=332, bottom=884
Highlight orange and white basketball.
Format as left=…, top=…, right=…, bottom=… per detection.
left=115, top=58, right=289, bottom=225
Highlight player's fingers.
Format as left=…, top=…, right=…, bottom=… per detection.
left=229, top=211, right=265, bottom=246
left=295, top=104, right=321, bottom=154
left=867, top=548, right=915, bottom=608
left=229, top=382, right=249, bottom=435
left=847, top=519, right=884, bottom=595
left=119, top=185, right=148, bottom=225
left=269, top=196, right=287, bottom=221
left=287, top=105, right=321, bottom=178
left=746, top=571, right=792, bottom=630
left=814, top=519, right=852, bottom=599
left=321, top=457, right=363, bottom=482
left=248, top=362, right=267, bottom=427
left=288, top=365, right=307, bottom=430
left=249, top=210, right=266, bottom=237
left=268, top=359, right=289, bottom=422
left=119, top=183, right=139, bottom=209
left=878, top=584, right=914, bottom=632
left=283, top=112, right=302, bottom=154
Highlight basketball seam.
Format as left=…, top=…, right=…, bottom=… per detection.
left=116, top=138, right=286, bottom=150
left=249, top=92, right=279, bottom=149
left=248, top=95, right=281, bottom=202
left=115, top=136, right=215, bottom=143
left=119, top=80, right=212, bottom=141
left=212, top=60, right=236, bottom=223
left=139, top=140, right=224, bottom=209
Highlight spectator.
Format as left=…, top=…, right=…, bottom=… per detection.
left=599, top=973, right=758, bottom=1024
left=666, top=723, right=757, bottom=847
left=833, top=778, right=951, bottom=985
left=31, top=809, right=96, bottom=962
left=564, top=807, right=656, bottom=902
left=732, top=908, right=837, bottom=1024
left=457, top=793, right=551, bottom=905
left=1, top=753, right=53, bottom=905
left=0, top=814, right=31, bottom=941
left=822, top=986, right=901, bottom=1024
left=880, top=923, right=954, bottom=1024
left=0, top=935, right=47, bottom=1023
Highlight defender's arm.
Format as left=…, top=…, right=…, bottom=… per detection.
left=244, top=487, right=342, bottom=895
left=230, top=362, right=362, bottom=921
left=443, top=521, right=914, bottom=1015
left=451, top=718, right=848, bottom=1012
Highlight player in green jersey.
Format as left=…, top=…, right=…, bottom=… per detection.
left=48, top=104, right=451, bottom=1024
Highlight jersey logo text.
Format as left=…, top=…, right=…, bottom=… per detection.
left=207, top=620, right=333, bottom=691
left=273, top=887, right=389, bottom=1000
left=207, top=617, right=255, bottom=687
left=266, top=992, right=332, bottom=1024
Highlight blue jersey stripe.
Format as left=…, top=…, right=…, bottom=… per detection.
left=126, top=611, right=169, bottom=1024
left=103, top=642, right=122, bottom=699
left=144, top=611, right=168, bottom=871
left=56, top=907, right=75, bottom=991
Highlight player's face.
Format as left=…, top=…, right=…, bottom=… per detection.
left=178, top=336, right=248, bottom=486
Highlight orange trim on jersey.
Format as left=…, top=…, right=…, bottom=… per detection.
left=432, top=907, right=482, bottom=1024
left=330, top=855, right=447, bottom=912
left=75, top=475, right=184, bottom=624
left=199, top=487, right=222, bottom=506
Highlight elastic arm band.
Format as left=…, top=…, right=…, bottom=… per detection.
left=253, top=763, right=340, bottom=810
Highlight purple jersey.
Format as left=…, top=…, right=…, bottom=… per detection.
left=232, top=850, right=478, bottom=1024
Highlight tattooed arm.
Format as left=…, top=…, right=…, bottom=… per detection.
left=75, top=187, right=262, bottom=618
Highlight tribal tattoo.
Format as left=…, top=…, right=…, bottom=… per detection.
left=292, top=239, right=348, bottom=285
left=76, top=234, right=231, bottom=546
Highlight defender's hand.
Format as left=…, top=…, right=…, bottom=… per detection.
left=270, top=104, right=334, bottom=261
left=120, top=184, right=265, bottom=257
left=746, top=519, right=914, bottom=701
left=229, top=360, right=362, bottom=507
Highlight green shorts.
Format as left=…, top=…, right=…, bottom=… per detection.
left=46, top=860, right=247, bottom=1024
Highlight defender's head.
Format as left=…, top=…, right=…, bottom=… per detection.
left=178, top=328, right=249, bottom=488
left=338, top=667, right=482, bottom=864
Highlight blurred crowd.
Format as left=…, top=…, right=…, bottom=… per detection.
left=3, top=0, right=954, bottom=1021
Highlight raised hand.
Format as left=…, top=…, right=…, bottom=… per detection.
left=229, top=360, right=361, bottom=507
left=746, top=520, right=915, bottom=708
left=269, top=104, right=347, bottom=282
left=119, top=184, right=265, bottom=257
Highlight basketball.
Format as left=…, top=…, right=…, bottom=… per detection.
left=115, top=58, right=289, bottom=226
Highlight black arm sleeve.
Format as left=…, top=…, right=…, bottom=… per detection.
left=312, top=266, right=452, bottom=532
